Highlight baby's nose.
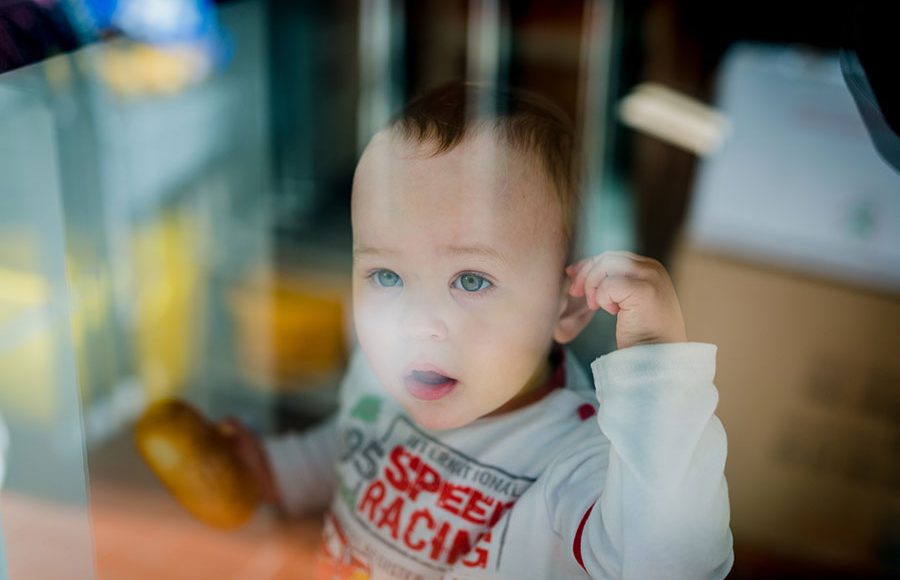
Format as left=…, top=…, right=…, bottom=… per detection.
left=400, top=301, right=449, bottom=341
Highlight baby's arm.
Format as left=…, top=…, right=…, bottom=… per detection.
left=222, top=416, right=340, bottom=516
left=560, top=252, right=733, bottom=578
left=221, top=351, right=374, bottom=516
left=263, top=417, right=341, bottom=515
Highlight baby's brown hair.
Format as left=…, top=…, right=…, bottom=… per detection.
left=389, top=80, right=581, bottom=259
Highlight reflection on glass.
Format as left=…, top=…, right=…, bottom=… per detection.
left=0, top=70, right=95, bottom=578
left=1, top=0, right=284, bottom=576
left=1, top=0, right=632, bottom=577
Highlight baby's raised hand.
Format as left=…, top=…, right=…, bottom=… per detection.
left=217, top=417, right=281, bottom=506
left=566, top=251, right=687, bottom=350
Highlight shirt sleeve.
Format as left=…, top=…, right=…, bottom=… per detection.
left=262, top=350, right=373, bottom=516
left=264, top=415, right=340, bottom=516
left=546, top=342, right=734, bottom=579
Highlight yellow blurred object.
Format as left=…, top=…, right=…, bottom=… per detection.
left=134, top=399, right=259, bottom=529
left=66, top=242, right=116, bottom=403
left=229, top=271, right=347, bottom=390
left=42, top=54, right=73, bottom=93
left=97, top=43, right=207, bottom=97
left=0, top=267, right=47, bottom=307
left=0, top=266, right=56, bottom=423
left=0, top=224, right=131, bottom=428
left=133, top=209, right=204, bottom=402
left=0, top=317, right=57, bottom=424
left=1, top=207, right=206, bottom=422
left=0, top=257, right=115, bottom=423
left=0, top=227, right=118, bottom=423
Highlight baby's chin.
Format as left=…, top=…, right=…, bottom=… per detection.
left=402, top=403, right=480, bottom=432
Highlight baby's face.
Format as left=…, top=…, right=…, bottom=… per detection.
left=351, top=131, right=569, bottom=430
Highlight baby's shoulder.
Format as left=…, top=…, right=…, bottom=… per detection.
left=541, top=388, right=608, bottom=459
left=482, top=388, right=607, bottom=479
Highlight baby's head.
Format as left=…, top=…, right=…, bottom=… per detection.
left=351, top=81, right=592, bottom=430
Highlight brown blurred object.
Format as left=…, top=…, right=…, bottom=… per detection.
left=87, top=430, right=322, bottom=579
left=509, top=2, right=585, bottom=126
left=403, top=0, right=584, bottom=123
left=134, top=399, right=260, bottom=529
left=633, top=0, right=708, bottom=265
left=405, top=0, right=468, bottom=95
left=674, top=243, right=900, bottom=577
left=229, top=270, right=349, bottom=390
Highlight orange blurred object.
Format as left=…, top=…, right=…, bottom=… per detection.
left=229, top=271, right=348, bottom=390
left=134, top=399, right=259, bottom=529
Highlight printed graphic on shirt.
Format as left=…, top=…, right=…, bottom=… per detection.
left=318, top=512, right=372, bottom=579
left=328, top=406, right=535, bottom=576
left=350, top=394, right=383, bottom=424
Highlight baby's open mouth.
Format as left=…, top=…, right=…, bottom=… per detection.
left=410, top=370, right=454, bottom=385
left=405, top=368, right=458, bottom=401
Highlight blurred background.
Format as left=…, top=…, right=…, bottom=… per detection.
left=0, top=0, right=897, bottom=578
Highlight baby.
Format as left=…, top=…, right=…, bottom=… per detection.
left=227, top=81, right=733, bottom=579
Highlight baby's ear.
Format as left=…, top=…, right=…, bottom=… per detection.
left=553, top=292, right=594, bottom=344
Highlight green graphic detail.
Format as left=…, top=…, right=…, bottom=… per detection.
left=350, top=394, right=383, bottom=423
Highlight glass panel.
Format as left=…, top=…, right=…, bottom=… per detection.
left=0, top=65, right=95, bottom=579
left=68, top=1, right=301, bottom=576
left=1, top=1, right=299, bottom=577
left=2, top=1, right=624, bottom=578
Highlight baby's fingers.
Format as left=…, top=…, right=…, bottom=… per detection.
left=594, top=274, right=648, bottom=315
left=566, top=259, right=592, bottom=297
left=580, top=253, right=641, bottom=310
left=583, top=265, right=623, bottom=314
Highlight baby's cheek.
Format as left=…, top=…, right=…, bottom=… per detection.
left=498, top=294, right=558, bottom=345
left=486, top=301, right=557, bottom=370
left=354, top=295, right=395, bottom=351
left=355, top=308, right=401, bottom=391
left=467, top=319, right=539, bottom=379
left=356, top=302, right=395, bottom=346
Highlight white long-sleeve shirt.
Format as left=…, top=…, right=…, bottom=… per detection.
left=265, top=344, right=734, bottom=579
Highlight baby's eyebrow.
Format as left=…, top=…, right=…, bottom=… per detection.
left=353, top=244, right=506, bottom=264
left=353, top=246, right=394, bottom=257
left=442, top=244, right=507, bottom=264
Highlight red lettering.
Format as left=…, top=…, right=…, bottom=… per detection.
left=409, top=459, right=441, bottom=500
left=436, top=482, right=469, bottom=516
left=462, top=545, right=489, bottom=569
left=460, top=530, right=491, bottom=568
left=376, top=496, right=404, bottom=539
left=385, top=446, right=410, bottom=492
left=387, top=449, right=443, bottom=501
left=358, top=480, right=385, bottom=520
left=403, top=508, right=434, bottom=551
left=429, top=521, right=451, bottom=560
left=488, top=499, right=516, bottom=526
left=460, top=489, right=494, bottom=525
left=446, top=528, right=473, bottom=565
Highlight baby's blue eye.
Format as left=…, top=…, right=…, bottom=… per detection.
left=373, top=269, right=402, bottom=287
left=454, top=273, right=491, bottom=292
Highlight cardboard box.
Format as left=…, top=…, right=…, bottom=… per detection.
left=673, top=244, right=900, bottom=573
